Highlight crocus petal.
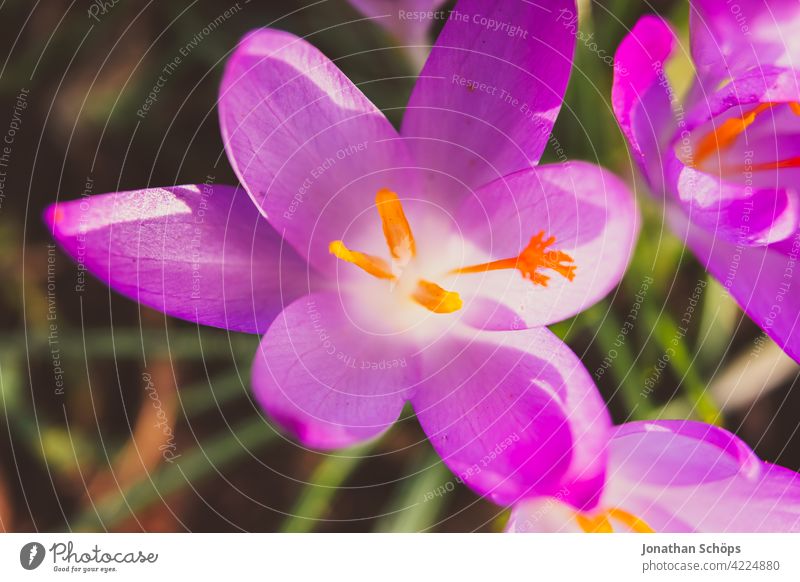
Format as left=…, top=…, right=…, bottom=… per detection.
left=506, top=496, right=584, bottom=532
left=604, top=421, right=800, bottom=532
left=508, top=420, right=800, bottom=532
left=411, top=326, right=610, bottom=508
left=219, top=29, right=410, bottom=273
left=677, top=167, right=799, bottom=246
left=610, top=421, right=762, bottom=488
left=453, top=162, right=638, bottom=329
left=674, top=209, right=800, bottom=363
left=401, top=0, right=576, bottom=197
left=251, top=292, right=419, bottom=449
left=611, top=15, right=679, bottom=194
left=44, top=185, right=311, bottom=334
left=690, top=0, right=800, bottom=87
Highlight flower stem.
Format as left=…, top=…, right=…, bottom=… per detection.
left=374, top=449, right=451, bottom=532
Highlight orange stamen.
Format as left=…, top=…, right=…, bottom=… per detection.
left=411, top=280, right=463, bottom=314
left=330, top=192, right=575, bottom=316
left=747, top=155, right=800, bottom=172
left=576, top=508, right=655, bottom=534
left=449, top=231, right=576, bottom=287
left=715, top=101, right=800, bottom=173
left=329, top=240, right=395, bottom=280
left=692, top=101, right=800, bottom=167
left=692, top=102, right=778, bottom=166
left=575, top=513, right=614, bottom=533
left=606, top=508, right=655, bottom=533
left=376, top=188, right=416, bottom=264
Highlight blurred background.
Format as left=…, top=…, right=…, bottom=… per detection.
left=0, top=0, right=798, bottom=532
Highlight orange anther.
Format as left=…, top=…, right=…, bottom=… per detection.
left=411, top=279, right=463, bottom=314
left=575, top=507, right=655, bottom=534
left=329, top=240, right=395, bottom=280
left=376, top=188, right=416, bottom=265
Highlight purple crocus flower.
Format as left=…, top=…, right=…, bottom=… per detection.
left=46, top=0, right=637, bottom=507
left=507, top=420, right=800, bottom=532
left=612, top=3, right=800, bottom=362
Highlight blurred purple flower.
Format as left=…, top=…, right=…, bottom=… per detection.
left=507, top=420, right=800, bottom=532
left=46, top=0, right=638, bottom=506
left=346, top=0, right=447, bottom=66
left=612, top=2, right=800, bottom=362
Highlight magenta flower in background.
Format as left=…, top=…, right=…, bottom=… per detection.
left=507, top=420, right=800, bottom=532
left=612, top=2, right=800, bottom=362
left=46, top=0, right=638, bottom=507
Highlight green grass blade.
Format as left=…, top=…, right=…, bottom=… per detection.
left=374, top=450, right=452, bottom=532
left=178, top=370, right=248, bottom=418
left=281, top=440, right=377, bottom=533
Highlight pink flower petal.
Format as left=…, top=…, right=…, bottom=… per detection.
left=44, top=184, right=311, bottom=334
left=402, top=0, right=576, bottom=201
left=219, top=29, right=411, bottom=273
left=251, top=292, right=420, bottom=449
left=691, top=0, right=800, bottom=87
left=677, top=167, right=799, bottom=246
left=508, top=420, right=800, bottom=532
left=411, top=326, right=610, bottom=508
left=674, top=209, right=800, bottom=363
left=611, top=15, right=679, bottom=195
left=605, top=421, right=800, bottom=532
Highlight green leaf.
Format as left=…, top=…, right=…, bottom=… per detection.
left=280, top=440, right=378, bottom=533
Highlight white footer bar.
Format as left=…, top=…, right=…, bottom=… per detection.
left=1, top=533, right=798, bottom=580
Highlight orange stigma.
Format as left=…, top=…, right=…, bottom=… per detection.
left=575, top=508, right=655, bottom=534
left=449, top=231, right=576, bottom=287
left=329, top=192, right=577, bottom=314
left=690, top=101, right=800, bottom=172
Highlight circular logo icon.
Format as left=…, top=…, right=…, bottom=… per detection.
left=19, top=542, right=46, bottom=570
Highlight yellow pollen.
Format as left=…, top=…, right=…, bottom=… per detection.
left=449, top=231, right=576, bottom=286
left=575, top=507, right=655, bottom=534
left=329, top=240, right=395, bottom=280
left=376, top=188, right=416, bottom=264
left=411, top=279, right=463, bottom=314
